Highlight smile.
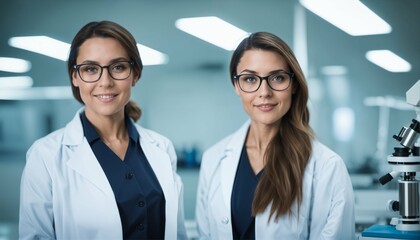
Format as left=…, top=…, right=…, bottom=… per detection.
left=96, top=94, right=116, bottom=99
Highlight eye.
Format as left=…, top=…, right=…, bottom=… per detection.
left=271, top=74, right=286, bottom=82
left=241, top=75, right=258, bottom=83
left=80, top=65, right=100, bottom=74
left=110, top=62, right=129, bottom=72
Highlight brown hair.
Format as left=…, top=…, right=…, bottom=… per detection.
left=230, top=32, right=314, bottom=220
left=67, top=21, right=143, bottom=121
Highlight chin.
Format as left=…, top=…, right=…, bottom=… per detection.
left=252, top=117, right=281, bottom=126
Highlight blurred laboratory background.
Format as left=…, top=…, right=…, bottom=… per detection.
left=0, top=0, right=419, bottom=239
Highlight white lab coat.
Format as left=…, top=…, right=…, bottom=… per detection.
left=196, top=121, right=355, bottom=240
left=19, top=109, right=187, bottom=240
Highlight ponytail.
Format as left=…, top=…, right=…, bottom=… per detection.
left=125, top=100, right=142, bottom=122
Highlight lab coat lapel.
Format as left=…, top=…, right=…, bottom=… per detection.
left=220, top=121, right=250, bottom=211
left=140, top=136, right=175, bottom=200
left=137, top=126, right=177, bottom=238
left=66, top=139, right=114, bottom=195
left=62, top=109, right=114, bottom=196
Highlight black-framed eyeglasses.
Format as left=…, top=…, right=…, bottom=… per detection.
left=233, top=70, right=294, bottom=93
left=73, top=61, right=134, bottom=83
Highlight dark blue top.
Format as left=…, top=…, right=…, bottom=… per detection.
left=81, top=113, right=165, bottom=239
left=231, top=145, right=264, bottom=240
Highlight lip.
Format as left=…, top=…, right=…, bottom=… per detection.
left=255, top=103, right=277, bottom=111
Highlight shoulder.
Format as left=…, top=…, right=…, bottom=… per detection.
left=311, top=141, right=341, bottom=161
left=200, top=121, right=249, bottom=174
left=202, top=134, right=232, bottom=160
left=202, top=121, right=249, bottom=163
left=25, top=128, right=66, bottom=171
left=134, top=123, right=174, bottom=149
left=309, top=140, right=350, bottom=179
left=28, top=128, right=66, bottom=154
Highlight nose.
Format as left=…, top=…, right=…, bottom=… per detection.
left=98, top=68, right=113, bottom=87
left=258, top=79, right=272, bottom=97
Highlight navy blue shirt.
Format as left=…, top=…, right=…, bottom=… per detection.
left=81, top=113, right=165, bottom=239
left=231, top=145, right=264, bottom=240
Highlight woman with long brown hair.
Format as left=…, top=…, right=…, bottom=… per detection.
left=196, top=32, right=355, bottom=239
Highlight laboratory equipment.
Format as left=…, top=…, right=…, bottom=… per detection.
left=360, top=80, right=420, bottom=239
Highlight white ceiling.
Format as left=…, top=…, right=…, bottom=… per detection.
left=0, top=0, right=419, bottom=94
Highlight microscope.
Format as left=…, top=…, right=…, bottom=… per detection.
left=360, top=80, right=420, bottom=239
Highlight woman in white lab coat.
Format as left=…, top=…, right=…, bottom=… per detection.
left=19, top=21, right=187, bottom=240
left=195, top=32, right=355, bottom=240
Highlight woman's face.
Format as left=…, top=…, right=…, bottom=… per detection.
left=72, top=37, right=137, bottom=120
left=234, top=49, right=293, bottom=127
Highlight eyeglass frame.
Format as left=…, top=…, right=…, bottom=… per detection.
left=233, top=70, right=294, bottom=93
left=73, top=60, right=134, bottom=83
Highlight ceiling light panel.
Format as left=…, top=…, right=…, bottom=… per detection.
left=300, top=0, right=392, bottom=36
left=366, top=50, right=411, bottom=72
left=9, top=36, right=71, bottom=61
left=0, top=76, right=33, bottom=89
left=0, top=86, right=72, bottom=100
left=137, top=44, right=169, bottom=65
left=175, top=16, right=249, bottom=51
left=9, top=36, right=168, bottom=66
left=0, top=57, right=31, bottom=73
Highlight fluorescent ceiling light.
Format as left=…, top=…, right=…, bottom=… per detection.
left=0, top=86, right=72, bottom=100
left=8, top=36, right=167, bottom=66
left=175, top=16, right=249, bottom=51
left=0, top=57, right=32, bottom=73
left=366, top=50, right=411, bottom=72
left=300, top=0, right=391, bottom=36
left=9, top=36, right=71, bottom=61
left=0, top=76, right=33, bottom=89
left=137, top=44, right=169, bottom=65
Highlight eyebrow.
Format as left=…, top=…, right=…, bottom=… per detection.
left=239, top=69, right=288, bottom=75
left=79, top=57, right=130, bottom=65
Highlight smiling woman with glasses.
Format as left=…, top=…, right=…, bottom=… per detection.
left=195, top=32, right=355, bottom=240
left=19, top=20, right=187, bottom=240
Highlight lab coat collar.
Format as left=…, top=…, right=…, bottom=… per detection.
left=62, top=107, right=85, bottom=146
left=220, top=120, right=250, bottom=211
left=224, top=120, right=250, bottom=152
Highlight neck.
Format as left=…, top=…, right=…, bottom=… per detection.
left=85, top=111, right=128, bottom=142
left=246, top=122, right=279, bottom=151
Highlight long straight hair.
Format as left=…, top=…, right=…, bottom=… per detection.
left=67, top=21, right=143, bottom=121
left=230, top=32, right=314, bottom=220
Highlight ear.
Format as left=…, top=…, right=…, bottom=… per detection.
left=132, top=78, right=138, bottom=86
left=132, top=71, right=140, bottom=86
left=233, top=81, right=241, bottom=96
left=71, top=71, right=79, bottom=87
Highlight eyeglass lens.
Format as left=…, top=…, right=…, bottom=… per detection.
left=77, top=61, right=132, bottom=82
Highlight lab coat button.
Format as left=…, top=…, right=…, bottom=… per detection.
left=126, top=172, right=134, bottom=180
left=221, top=217, right=229, bottom=224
